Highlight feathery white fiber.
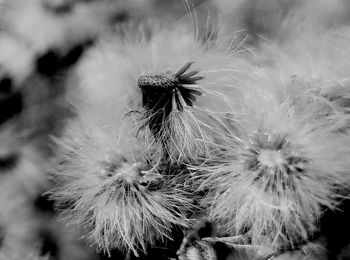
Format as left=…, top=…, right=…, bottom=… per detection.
left=249, top=28, right=350, bottom=133
left=178, top=240, right=217, bottom=260
left=75, top=23, right=249, bottom=163
left=51, top=117, right=195, bottom=256
left=196, top=61, right=350, bottom=252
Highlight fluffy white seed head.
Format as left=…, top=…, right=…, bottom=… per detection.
left=50, top=118, right=195, bottom=256
left=245, top=28, right=350, bottom=134
left=76, top=23, right=250, bottom=164
left=196, top=69, right=350, bottom=251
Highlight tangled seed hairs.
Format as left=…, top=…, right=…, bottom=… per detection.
left=254, top=28, right=350, bottom=82
left=261, top=240, right=327, bottom=260
left=50, top=116, right=196, bottom=256
left=84, top=22, right=250, bottom=164
left=241, top=28, right=350, bottom=134
left=72, top=35, right=142, bottom=124
left=194, top=66, right=350, bottom=253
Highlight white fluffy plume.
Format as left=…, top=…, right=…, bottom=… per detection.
left=75, top=23, right=249, bottom=163
left=50, top=115, right=195, bottom=256
left=193, top=35, right=350, bottom=252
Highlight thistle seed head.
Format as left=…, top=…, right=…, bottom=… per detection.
left=138, top=62, right=203, bottom=135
